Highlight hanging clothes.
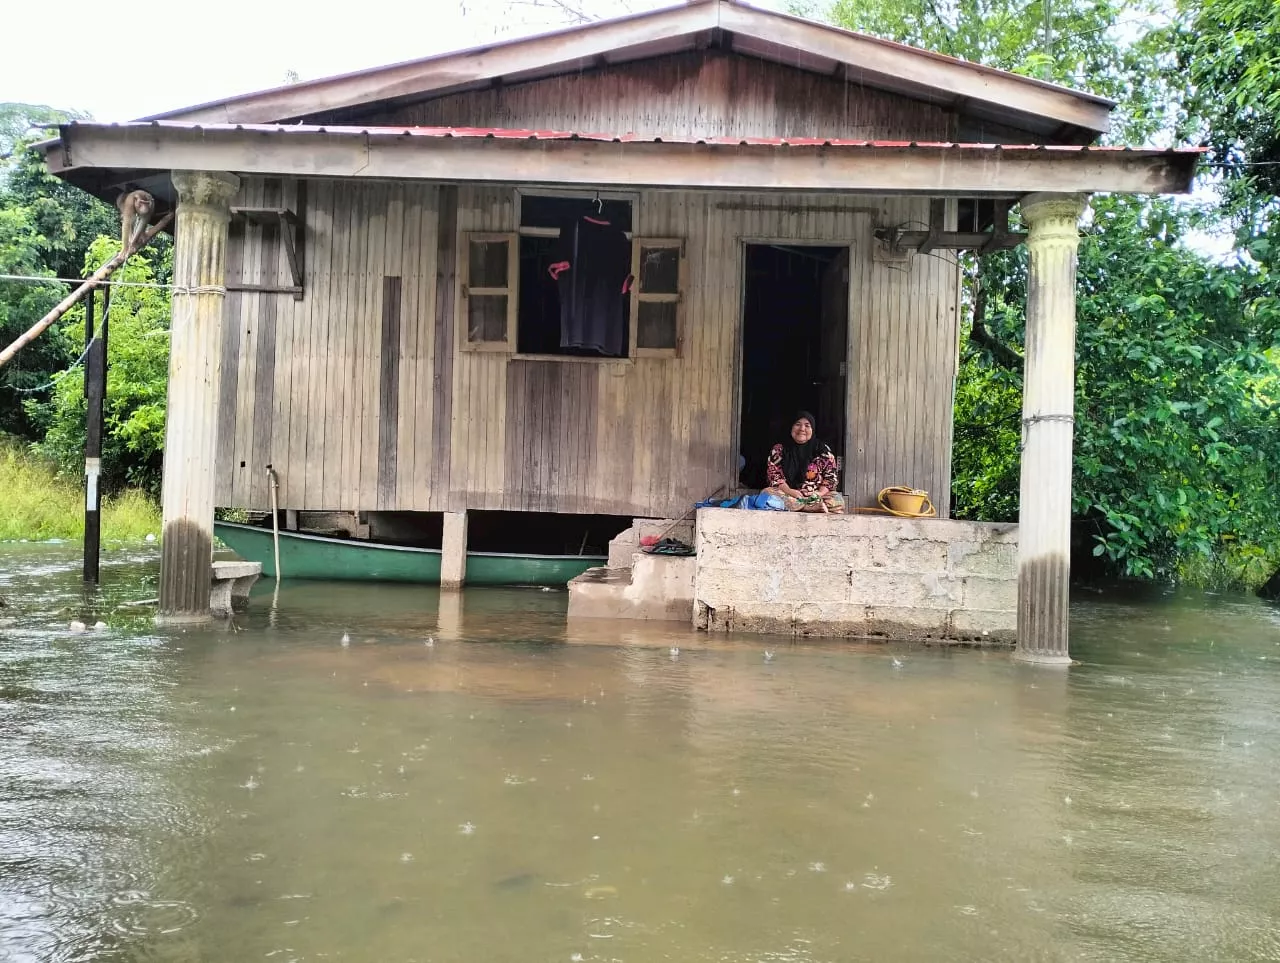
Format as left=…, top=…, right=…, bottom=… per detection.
left=549, top=207, right=631, bottom=356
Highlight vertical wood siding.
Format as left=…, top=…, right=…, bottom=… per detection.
left=218, top=177, right=439, bottom=512
left=342, top=51, right=958, bottom=143
left=217, top=182, right=960, bottom=518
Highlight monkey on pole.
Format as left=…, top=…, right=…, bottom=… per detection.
left=0, top=195, right=171, bottom=370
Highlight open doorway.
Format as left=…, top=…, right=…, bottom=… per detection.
left=738, top=244, right=849, bottom=490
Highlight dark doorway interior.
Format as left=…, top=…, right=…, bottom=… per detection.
left=738, top=244, right=849, bottom=490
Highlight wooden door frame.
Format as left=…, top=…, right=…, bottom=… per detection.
left=732, top=238, right=856, bottom=496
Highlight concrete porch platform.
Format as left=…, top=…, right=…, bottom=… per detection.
left=693, top=509, right=1017, bottom=644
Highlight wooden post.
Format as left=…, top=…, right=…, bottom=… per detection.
left=1015, top=192, right=1088, bottom=665
left=83, top=289, right=107, bottom=584
left=441, top=511, right=468, bottom=589
left=158, top=171, right=240, bottom=624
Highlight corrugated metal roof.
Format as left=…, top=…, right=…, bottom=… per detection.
left=66, top=121, right=1206, bottom=156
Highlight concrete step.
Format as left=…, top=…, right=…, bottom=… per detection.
left=568, top=553, right=695, bottom=623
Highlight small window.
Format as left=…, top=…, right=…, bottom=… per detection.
left=460, top=198, right=685, bottom=360
left=631, top=239, right=683, bottom=357
left=461, top=233, right=517, bottom=349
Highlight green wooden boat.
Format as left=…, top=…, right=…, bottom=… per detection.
left=213, top=521, right=605, bottom=587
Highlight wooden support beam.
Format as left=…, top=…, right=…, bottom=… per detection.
left=917, top=198, right=947, bottom=255
left=982, top=199, right=1012, bottom=253
left=49, top=125, right=1201, bottom=197
left=231, top=205, right=305, bottom=298
left=874, top=228, right=1026, bottom=252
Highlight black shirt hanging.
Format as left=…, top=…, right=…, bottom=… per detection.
left=550, top=207, right=631, bottom=356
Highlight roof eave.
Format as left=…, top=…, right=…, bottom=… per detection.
left=47, top=123, right=1199, bottom=197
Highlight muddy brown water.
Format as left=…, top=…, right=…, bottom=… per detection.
left=2, top=542, right=1280, bottom=962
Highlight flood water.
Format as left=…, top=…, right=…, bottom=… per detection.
left=3, top=543, right=1280, bottom=963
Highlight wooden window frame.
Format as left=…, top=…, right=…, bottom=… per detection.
left=458, top=231, right=518, bottom=352
left=630, top=237, right=685, bottom=358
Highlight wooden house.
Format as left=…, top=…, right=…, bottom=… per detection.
left=41, top=0, right=1197, bottom=660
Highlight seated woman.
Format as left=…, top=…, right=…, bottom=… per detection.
left=764, top=411, right=846, bottom=513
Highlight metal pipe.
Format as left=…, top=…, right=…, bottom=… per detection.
left=266, top=465, right=282, bottom=581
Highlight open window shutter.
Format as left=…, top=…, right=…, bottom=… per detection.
left=629, top=237, right=684, bottom=358
left=459, top=232, right=518, bottom=351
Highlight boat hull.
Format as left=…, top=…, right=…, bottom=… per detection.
left=213, top=522, right=604, bottom=587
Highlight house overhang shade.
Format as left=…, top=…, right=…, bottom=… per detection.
left=43, top=123, right=1201, bottom=198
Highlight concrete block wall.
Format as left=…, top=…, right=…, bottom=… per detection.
left=693, top=509, right=1018, bottom=643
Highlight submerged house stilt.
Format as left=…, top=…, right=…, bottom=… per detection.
left=39, top=0, right=1197, bottom=660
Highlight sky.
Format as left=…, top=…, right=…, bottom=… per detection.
left=2, top=0, right=785, bottom=123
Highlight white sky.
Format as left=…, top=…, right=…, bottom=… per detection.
left=3, top=0, right=785, bottom=122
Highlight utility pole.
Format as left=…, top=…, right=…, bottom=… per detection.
left=83, top=288, right=108, bottom=584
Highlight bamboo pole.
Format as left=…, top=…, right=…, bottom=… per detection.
left=0, top=212, right=174, bottom=370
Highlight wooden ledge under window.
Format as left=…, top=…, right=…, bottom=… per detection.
left=511, top=353, right=635, bottom=365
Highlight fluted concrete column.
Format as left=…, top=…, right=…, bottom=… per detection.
left=158, top=170, right=240, bottom=624
left=1015, top=192, right=1088, bottom=665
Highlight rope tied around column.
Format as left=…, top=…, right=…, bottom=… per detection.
left=173, top=284, right=228, bottom=296
left=1019, top=412, right=1075, bottom=452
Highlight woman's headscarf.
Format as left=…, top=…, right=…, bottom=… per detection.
left=780, top=410, right=823, bottom=488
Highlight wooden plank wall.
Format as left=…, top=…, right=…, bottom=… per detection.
left=348, top=51, right=957, bottom=142
left=846, top=199, right=961, bottom=517
left=216, top=182, right=960, bottom=518
left=216, top=177, right=440, bottom=512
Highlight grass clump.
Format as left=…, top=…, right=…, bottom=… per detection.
left=0, top=443, right=160, bottom=542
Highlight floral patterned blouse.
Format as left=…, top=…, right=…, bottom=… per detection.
left=766, top=444, right=839, bottom=496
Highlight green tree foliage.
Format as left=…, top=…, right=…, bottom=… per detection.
left=0, top=198, right=68, bottom=435
left=25, top=237, right=172, bottom=495
left=971, top=197, right=1280, bottom=581
left=2, top=106, right=124, bottom=439
left=0, top=102, right=87, bottom=156
left=812, top=0, right=1280, bottom=587
left=1174, top=0, right=1280, bottom=250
